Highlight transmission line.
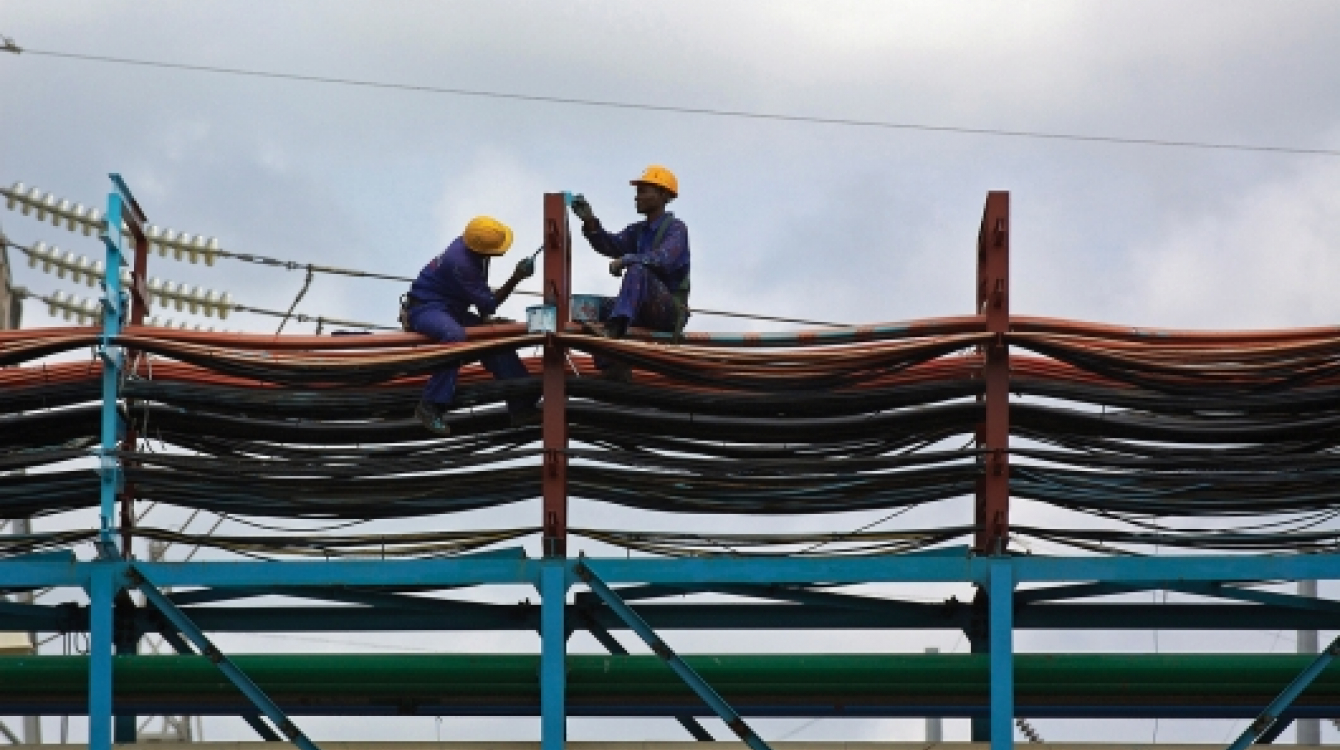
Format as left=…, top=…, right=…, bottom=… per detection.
left=5, top=44, right=1338, bottom=158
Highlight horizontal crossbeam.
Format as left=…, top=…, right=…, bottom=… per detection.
left=6, top=552, right=1340, bottom=590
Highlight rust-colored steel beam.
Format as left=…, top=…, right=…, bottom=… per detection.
left=974, top=192, right=1010, bottom=555
left=120, top=199, right=151, bottom=559
left=541, top=193, right=571, bottom=558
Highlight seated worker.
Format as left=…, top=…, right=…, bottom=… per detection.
left=406, top=215, right=538, bottom=435
left=571, top=165, right=690, bottom=381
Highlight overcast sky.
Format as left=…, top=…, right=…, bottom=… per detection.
left=4, top=1, right=1340, bottom=745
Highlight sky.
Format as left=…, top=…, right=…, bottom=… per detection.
left=3, top=0, right=1340, bottom=744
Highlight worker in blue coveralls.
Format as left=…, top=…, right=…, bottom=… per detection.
left=405, top=215, right=539, bottom=435
left=570, top=165, right=690, bottom=382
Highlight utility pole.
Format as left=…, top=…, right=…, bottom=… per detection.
left=1297, top=580, right=1320, bottom=745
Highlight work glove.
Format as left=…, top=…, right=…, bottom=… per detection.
left=570, top=194, right=595, bottom=223
left=514, top=256, right=536, bottom=279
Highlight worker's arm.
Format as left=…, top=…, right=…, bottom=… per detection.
left=613, top=219, right=689, bottom=277
left=491, top=256, right=535, bottom=308
left=453, top=263, right=502, bottom=318
left=572, top=198, right=636, bottom=259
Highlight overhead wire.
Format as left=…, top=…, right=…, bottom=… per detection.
left=8, top=45, right=1340, bottom=158
left=2, top=230, right=842, bottom=328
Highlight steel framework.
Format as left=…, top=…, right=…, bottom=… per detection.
left=2, top=178, right=1340, bottom=750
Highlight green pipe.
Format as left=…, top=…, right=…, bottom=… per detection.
left=5, top=653, right=1340, bottom=701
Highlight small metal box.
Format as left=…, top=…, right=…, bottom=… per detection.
left=526, top=304, right=558, bottom=333
left=570, top=294, right=613, bottom=324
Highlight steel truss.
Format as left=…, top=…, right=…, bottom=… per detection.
left=1, top=179, right=1338, bottom=750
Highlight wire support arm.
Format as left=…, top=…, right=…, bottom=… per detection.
left=127, top=565, right=321, bottom=750
left=573, top=557, right=771, bottom=750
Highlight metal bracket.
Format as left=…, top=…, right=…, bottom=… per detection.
left=127, top=566, right=322, bottom=750
left=574, top=558, right=771, bottom=750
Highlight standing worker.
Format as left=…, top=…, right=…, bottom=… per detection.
left=571, top=165, right=690, bottom=380
left=405, top=216, right=539, bottom=435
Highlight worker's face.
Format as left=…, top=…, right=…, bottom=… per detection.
left=633, top=183, right=671, bottom=216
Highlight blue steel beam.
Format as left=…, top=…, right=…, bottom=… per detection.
left=86, top=175, right=133, bottom=750
left=540, top=560, right=568, bottom=750
left=1176, top=583, right=1340, bottom=614
left=86, top=565, right=117, bottom=750
left=990, top=560, right=1014, bottom=750
left=1227, top=634, right=1340, bottom=750
left=8, top=553, right=1340, bottom=590
left=96, top=181, right=127, bottom=558
left=127, top=566, right=321, bottom=750
left=1256, top=715, right=1292, bottom=744
left=10, top=600, right=1340, bottom=635
left=166, top=585, right=473, bottom=607
left=575, top=559, right=772, bottom=750
left=1017, top=582, right=1340, bottom=616
left=1015, top=582, right=1154, bottom=605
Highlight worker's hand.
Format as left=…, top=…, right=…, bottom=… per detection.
left=513, top=256, right=536, bottom=280
left=608, top=259, right=625, bottom=277
left=571, top=194, right=595, bottom=224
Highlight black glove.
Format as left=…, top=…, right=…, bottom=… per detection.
left=570, top=194, right=595, bottom=223
left=514, top=256, right=536, bottom=279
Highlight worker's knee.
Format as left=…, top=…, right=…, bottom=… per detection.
left=410, top=308, right=467, bottom=343
left=621, top=263, right=651, bottom=285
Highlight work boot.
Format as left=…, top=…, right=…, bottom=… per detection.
left=415, top=401, right=451, bottom=436
left=600, top=362, right=633, bottom=384
left=582, top=317, right=629, bottom=339
left=509, top=404, right=543, bottom=428
left=582, top=321, right=615, bottom=338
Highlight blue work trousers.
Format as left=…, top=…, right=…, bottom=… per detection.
left=597, top=264, right=686, bottom=369
left=409, top=304, right=534, bottom=412
left=608, top=264, right=683, bottom=330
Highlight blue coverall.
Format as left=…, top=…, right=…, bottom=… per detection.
left=582, top=212, right=691, bottom=334
left=408, top=237, right=533, bottom=412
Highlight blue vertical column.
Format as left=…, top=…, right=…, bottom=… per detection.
left=90, top=179, right=129, bottom=750
left=540, top=560, right=568, bottom=750
left=97, top=185, right=127, bottom=554
left=989, top=560, right=1015, bottom=750
left=88, top=565, right=116, bottom=750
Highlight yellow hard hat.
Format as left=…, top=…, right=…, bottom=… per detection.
left=461, top=216, right=514, bottom=256
left=631, top=165, right=678, bottom=197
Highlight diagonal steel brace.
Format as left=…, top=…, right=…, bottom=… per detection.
left=1226, top=632, right=1340, bottom=750
left=128, top=566, right=321, bottom=750
left=155, top=622, right=281, bottom=741
left=574, top=558, right=772, bottom=750
left=577, top=608, right=714, bottom=741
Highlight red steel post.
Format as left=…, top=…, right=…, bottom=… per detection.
left=974, top=192, right=1010, bottom=555
left=120, top=205, right=151, bottom=558
left=541, top=193, right=571, bottom=558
